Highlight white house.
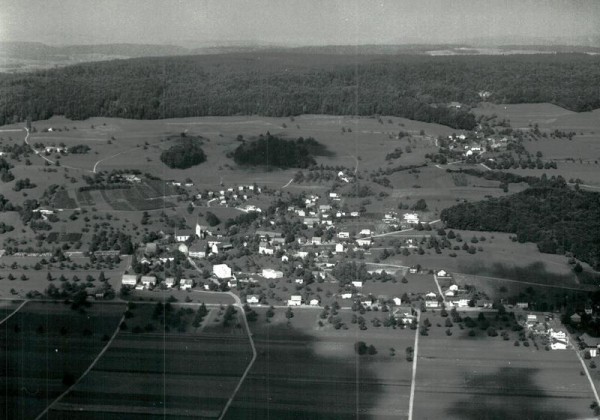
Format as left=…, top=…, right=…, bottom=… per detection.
left=281, top=255, right=289, bottom=262
left=262, top=269, right=284, bottom=279
left=247, top=295, right=260, bottom=304
left=311, top=237, right=322, bottom=245
left=329, top=192, right=338, bottom=199
left=393, top=297, right=402, bottom=306
left=121, top=274, right=138, bottom=287
left=350, top=211, right=359, bottom=217
left=338, top=232, right=350, bottom=239
left=335, top=243, right=345, bottom=253
left=180, top=278, right=193, bottom=290
left=188, top=243, right=207, bottom=259
left=288, top=295, right=303, bottom=306
left=309, top=298, right=320, bottom=306
left=436, top=270, right=450, bottom=278
left=341, top=293, right=353, bottom=299
left=175, top=230, right=194, bottom=242
left=213, top=264, right=232, bottom=279
left=359, top=229, right=371, bottom=236
left=294, top=278, right=304, bottom=285
left=164, top=277, right=175, bottom=288
left=258, top=242, right=274, bottom=255
left=351, top=281, right=363, bottom=289
left=403, top=213, right=419, bottom=225
left=141, top=276, right=157, bottom=288
left=356, top=238, right=372, bottom=247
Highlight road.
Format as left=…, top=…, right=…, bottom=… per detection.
left=23, top=127, right=92, bottom=172
left=432, top=274, right=446, bottom=304
left=565, top=327, right=600, bottom=407
left=281, top=178, right=294, bottom=189
left=0, top=300, right=28, bottom=325
left=407, top=309, right=421, bottom=420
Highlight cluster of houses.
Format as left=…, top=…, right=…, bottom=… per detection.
left=445, top=133, right=508, bottom=158
left=201, top=185, right=263, bottom=209
left=524, top=314, right=570, bottom=350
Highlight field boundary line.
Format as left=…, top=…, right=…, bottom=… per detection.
left=0, top=300, right=28, bottom=325
left=408, top=309, right=421, bottom=420
left=452, top=272, right=592, bottom=292
left=218, top=292, right=257, bottom=420
left=35, top=313, right=126, bottom=420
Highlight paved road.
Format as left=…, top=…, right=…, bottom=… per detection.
left=408, top=309, right=421, bottom=420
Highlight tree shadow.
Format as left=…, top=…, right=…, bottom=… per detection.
left=447, top=367, right=580, bottom=420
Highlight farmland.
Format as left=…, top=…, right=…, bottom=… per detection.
left=49, top=302, right=252, bottom=419
left=0, top=301, right=124, bottom=419
left=412, top=311, right=595, bottom=419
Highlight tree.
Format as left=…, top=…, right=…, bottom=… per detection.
left=355, top=341, right=368, bottom=355
left=286, top=307, right=294, bottom=319
left=413, top=199, right=428, bottom=211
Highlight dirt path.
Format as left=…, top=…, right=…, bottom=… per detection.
left=0, top=300, right=28, bottom=325
left=35, top=313, right=126, bottom=420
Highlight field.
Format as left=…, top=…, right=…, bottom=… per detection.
left=225, top=307, right=416, bottom=419
left=49, top=302, right=252, bottom=419
left=0, top=301, right=125, bottom=419
left=413, top=311, right=595, bottom=419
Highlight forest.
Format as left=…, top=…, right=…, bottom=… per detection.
left=160, top=138, right=206, bottom=169
left=232, top=134, right=320, bottom=169
left=440, top=185, right=600, bottom=270
left=1, top=52, right=599, bottom=129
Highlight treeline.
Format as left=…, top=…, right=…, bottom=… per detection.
left=232, top=134, right=319, bottom=169
left=446, top=168, right=566, bottom=187
left=160, top=139, right=206, bottom=169
left=440, top=185, right=600, bottom=270
left=3, top=53, right=597, bottom=129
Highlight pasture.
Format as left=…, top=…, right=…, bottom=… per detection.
left=413, top=311, right=595, bottom=419
left=0, top=301, right=125, bottom=419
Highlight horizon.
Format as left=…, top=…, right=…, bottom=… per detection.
left=1, top=0, right=599, bottom=48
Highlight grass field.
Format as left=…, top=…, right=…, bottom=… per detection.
left=413, top=311, right=595, bottom=419
left=49, top=302, right=252, bottom=419
left=0, top=301, right=124, bottom=419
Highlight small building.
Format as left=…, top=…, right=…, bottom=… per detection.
left=175, top=230, right=194, bottom=242
left=570, top=313, right=582, bottom=324
left=338, top=232, right=350, bottom=239
left=311, top=237, right=322, bottom=245
left=341, top=293, right=353, bottom=299
left=403, top=213, right=419, bottom=225
left=213, top=264, right=232, bottom=279
left=351, top=281, right=363, bottom=289
left=262, top=269, right=284, bottom=279
left=144, top=242, right=158, bottom=256
left=180, top=278, right=194, bottom=290
left=356, top=238, right=372, bottom=247
left=393, top=297, right=402, bottom=306
left=288, top=295, right=303, bottom=306
left=359, top=229, right=371, bottom=236
left=309, top=298, right=320, bottom=306
left=178, top=243, right=189, bottom=255
left=335, top=243, right=345, bottom=253
left=165, top=277, right=176, bottom=288
left=436, top=270, right=450, bottom=278
left=258, top=242, right=274, bottom=255
left=121, top=274, right=138, bottom=287
left=294, top=278, right=304, bottom=285
left=247, top=295, right=260, bottom=304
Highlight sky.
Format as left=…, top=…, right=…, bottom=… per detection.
left=1, top=0, right=599, bottom=47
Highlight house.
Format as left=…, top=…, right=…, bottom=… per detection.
left=247, top=295, right=260, bottom=304
left=144, top=242, right=158, bottom=256
left=141, top=276, right=157, bottom=288
left=175, top=230, right=194, bottom=242
left=516, top=302, right=529, bottom=309
left=425, top=300, right=440, bottom=308
left=352, top=281, right=363, bottom=289
left=294, top=278, right=304, bottom=285
left=303, top=217, right=319, bottom=226
left=164, top=277, right=176, bottom=288
left=350, top=211, right=359, bottom=217
left=570, top=313, right=582, bottom=324
left=359, top=229, right=371, bottom=236
left=256, top=230, right=282, bottom=239
left=335, top=243, right=345, bottom=253
left=294, top=251, right=309, bottom=259
left=258, top=242, right=274, bottom=255
left=436, top=270, right=450, bottom=278
left=338, top=232, right=350, bottom=239
left=178, top=243, right=189, bottom=255
left=121, top=274, right=138, bottom=287
left=288, top=295, right=303, bottom=306
left=309, top=298, right=320, bottom=306
left=262, top=269, right=283, bottom=279
left=444, top=290, right=455, bottom=297
left=356, top=238, right=372, bottom=247
left=281, top=255, right=289, bottom=262
left=319, top=204, right=332, bottom=212
left=188, top=242, right=207, bottom=259
left=392, top=297, right=402, bottom=306
left=213, top=264, right=232, bottom=279
left=341, top=293, right=353, bottom=299
left=403, top=213, right=419, bottom=225
left=409, top=266, right=418, bottom=274
left=329, top=192, right=338, bottom=199
left=180, top=278, right=194, bottom=290
left=311, top=237, right=322, bottom=245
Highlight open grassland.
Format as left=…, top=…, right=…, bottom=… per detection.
left=413, top=311, right=595, bottom=420
left=49, top=302, right=252, bottom=419
left=0, top=301, right=124, bottom=419
left=226, top=307, right=416, bottom=419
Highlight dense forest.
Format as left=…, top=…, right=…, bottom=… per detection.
left=440, top=185, right=600, bottom=270
left=2, top=53, right=599, bottom=129
left=160, top=138, right=206, bottom=169
left=232, top=134, right=321, bottom=169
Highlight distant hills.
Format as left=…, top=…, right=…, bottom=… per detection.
left=1, top=41, right=599, bottom=73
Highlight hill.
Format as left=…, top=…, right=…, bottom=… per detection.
left=2, top=53, right=600, bottom=129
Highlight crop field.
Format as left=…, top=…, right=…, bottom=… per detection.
left=49, top=302, right=252, bottom=419
left=225, top=307, right=416, bottom=419
left=0, top=301, right=125, bottom=419
left=412, top=311, right=595, bottom=420
left=52, top=189, right=79, bottom=209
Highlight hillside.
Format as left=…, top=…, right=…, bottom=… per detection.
left=1, top=53, right=600, bottom=129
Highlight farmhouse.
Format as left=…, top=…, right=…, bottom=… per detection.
left=179, top=278, right=193, bottom=290
left=213, top=264, right=232, bottom=279
left=288, top=295, right=303, bottom=306
left=188, top=242, right=207, bottom=259
left=403, top=213, right=419, bottom=224
left=258, top=242, right=274, bottom=255
left=121, top=274, right=138, bottom=287
left=262, top=268, right=284, bottom=279
left=356, top=238, right=372, bottom=247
